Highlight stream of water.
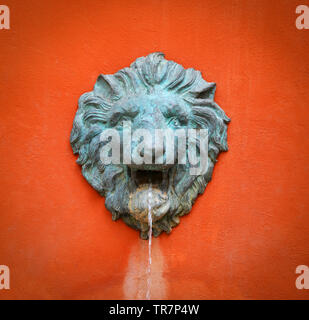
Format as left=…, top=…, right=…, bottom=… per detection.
left=146, top=183, right=152, bottom=300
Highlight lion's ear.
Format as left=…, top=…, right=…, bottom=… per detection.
left=94, top=74, right=121, bottom=99
left=197, top=81, right=216, bottom=100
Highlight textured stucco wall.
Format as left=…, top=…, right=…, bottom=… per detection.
left=0, top=0, right=309, bottom=299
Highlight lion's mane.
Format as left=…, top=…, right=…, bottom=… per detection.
left=70, top=52, right=230, bottom=238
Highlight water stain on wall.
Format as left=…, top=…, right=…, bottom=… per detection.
left=123, top=238, right=166, bottom=299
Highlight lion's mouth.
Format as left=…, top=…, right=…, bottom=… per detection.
left=128, top=167, right=170, bottom=192
left=126, top=166, right=172, bottom=223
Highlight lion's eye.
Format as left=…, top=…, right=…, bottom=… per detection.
left=116, top=116, right=131, bottom=128
left=169, top=118, right=180, bottom=127
left=122, top=116, right=131, bottom=122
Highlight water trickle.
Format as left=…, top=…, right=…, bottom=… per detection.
left=146, top=183, right=152, bottom=300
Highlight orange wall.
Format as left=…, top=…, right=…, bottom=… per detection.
left=0, top=0, right=309, bottom=299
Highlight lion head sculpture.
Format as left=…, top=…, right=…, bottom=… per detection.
left=70, top=52, right=230, bottom=239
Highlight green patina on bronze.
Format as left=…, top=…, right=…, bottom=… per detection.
left=70, top=53, right=230, bottom=239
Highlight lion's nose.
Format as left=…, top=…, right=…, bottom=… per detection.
left=139, top=141, right=164, bottom=164
left=132, top=115, right=170, bottom=166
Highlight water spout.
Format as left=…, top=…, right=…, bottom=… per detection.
left=146, top=183, right=152, bottom=300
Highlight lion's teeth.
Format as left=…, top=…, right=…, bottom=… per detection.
left=129, top=167, right=137, bottom=192
left=162, top=170, right=169, bottom=191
